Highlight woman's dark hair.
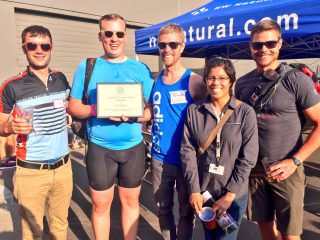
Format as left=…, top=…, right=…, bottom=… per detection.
left=203, top=57, right=236, bottom=87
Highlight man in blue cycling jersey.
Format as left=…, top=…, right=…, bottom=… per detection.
left=0, top=25, right=72, bottom=240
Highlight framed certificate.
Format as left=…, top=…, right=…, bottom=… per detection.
left=97, top=83, right=144, bottom=118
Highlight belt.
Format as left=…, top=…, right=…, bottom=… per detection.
left=17, top=154, right=69, bottom=170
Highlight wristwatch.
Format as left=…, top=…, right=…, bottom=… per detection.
left=291, top=156, right=302, bottom=166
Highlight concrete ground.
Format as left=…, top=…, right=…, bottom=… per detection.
left=0, top=146, right=319, bottom=240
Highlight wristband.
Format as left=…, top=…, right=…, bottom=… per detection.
left=127, top=117, right=138, bottom=123
left=91, top=104, right=97, bottom=117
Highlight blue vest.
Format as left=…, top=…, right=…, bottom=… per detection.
left=151, top=69, right=193, bottom=165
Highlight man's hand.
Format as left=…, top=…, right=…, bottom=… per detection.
left=268, top=159, right=297, bottom=181
left=212, top=191, right=235, bottom=218
left=189, top=192, right=203, bottom=215
left=9, top=116, right=33, bottom=135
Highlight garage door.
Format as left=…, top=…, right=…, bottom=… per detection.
left=15, top=10, right=159, bottom=83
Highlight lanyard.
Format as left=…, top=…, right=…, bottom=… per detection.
left=213, top=108, right=223, bottom=167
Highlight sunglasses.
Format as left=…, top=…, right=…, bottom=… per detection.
left=158, top=42, right=181, bottom=50
left=251, top=40, right=279, bottom=50
left=101, top=31, right=125, bottom=38
left=24, top=42, right=52, bottom=52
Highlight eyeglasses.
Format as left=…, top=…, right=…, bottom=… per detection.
left=158, top=42, right=181, bottom=50
left=23, top=42, right=52, bottom=52
left=250, top=40, right=279, bottom=50
left=101, top=30, right=125, bottom=38
left=206, top=76, right=230, bottom=83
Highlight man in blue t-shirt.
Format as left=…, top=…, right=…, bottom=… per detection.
left=149, top=23, right=206, bottom=240
left=69, top=14, right=153, bottom=240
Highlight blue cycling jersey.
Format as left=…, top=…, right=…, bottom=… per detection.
left=0, top=69, right=70, bottom=161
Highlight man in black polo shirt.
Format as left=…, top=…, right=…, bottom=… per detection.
left=0, top=25, right=72, bottom=240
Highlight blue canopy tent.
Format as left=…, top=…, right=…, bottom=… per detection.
left=135, top=0, right=320, bottom=59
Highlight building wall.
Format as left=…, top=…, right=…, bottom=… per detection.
left=0, top=0, right=209, bottom=81
left=1, top=0, right=318, bottom=83
left=1, top=0, right=209, bottom=26
left=0, top=1, right=19, bottom=81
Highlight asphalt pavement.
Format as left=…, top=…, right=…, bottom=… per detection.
left=0, top=146, right=319, bottom=240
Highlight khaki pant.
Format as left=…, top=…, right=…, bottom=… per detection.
left=14, top=159, right=73, bottom=240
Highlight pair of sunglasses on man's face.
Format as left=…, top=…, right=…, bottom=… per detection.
left=158, top=42, right=181, bottom=50
left=101, top=30, right=125, bottom=39
left=250, top=40, right=279, bottom=50
left=24, top=42, right=52, bottom=52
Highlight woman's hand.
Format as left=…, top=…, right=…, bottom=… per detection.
left=212, top=191, right=236, bottom=218
left=189, top=192, right=203, bottom=215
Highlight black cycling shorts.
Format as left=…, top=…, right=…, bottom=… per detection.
left=86, top=141, right=146, bottom=191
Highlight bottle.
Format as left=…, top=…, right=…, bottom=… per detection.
left=201, top=191, right=239, bottom=233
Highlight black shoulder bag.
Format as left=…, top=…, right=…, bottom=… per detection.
left=248, top=63, right=293, bottom=113
left=71, top=58, right=97, bottom=140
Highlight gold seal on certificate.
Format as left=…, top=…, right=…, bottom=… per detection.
left=97, top=83, right=144, bottom=118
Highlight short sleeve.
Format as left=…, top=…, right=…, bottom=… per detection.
left=0, top=82, right=15, bottom=114
left=140, top=64, right=154, bottom=103
left=287, top=71, right=320, bottom=110
left=70, top=60, right=87, bottom=100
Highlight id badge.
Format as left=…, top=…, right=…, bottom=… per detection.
left=169, top=90, right=187, bottom=104
left=209, top=163, right=225, bottom=175
left=53, top=99, right=65, bottom=109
